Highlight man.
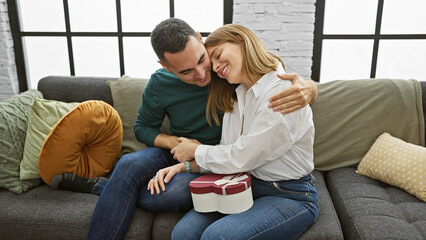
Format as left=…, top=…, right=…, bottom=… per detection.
left=53, top=18, right=318, bottom=239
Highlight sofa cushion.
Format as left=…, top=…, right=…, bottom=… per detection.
left=0, top=185, right=154, bottom=239
left=311, top=79, right=424, bottom=171
left=327, top=167, right=426, bottom=240
left=150, top=170, right=344, bottom=240
left=107, top=76, right=149, bottom=156
left=38, top=100, right=123, bottom=185
left=107, top=75, right=170, bottom=157
left=20, top=99, right=79, bottom=180
left=152, top=211, right=186, bottom=240
left=357, top=132, right=425, bottom=201
left=0, top=90, right=43, bottom=194
left=298, top=170, right=344, bottom=240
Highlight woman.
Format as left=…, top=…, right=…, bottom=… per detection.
left=149, top=24, right=318, bottom=240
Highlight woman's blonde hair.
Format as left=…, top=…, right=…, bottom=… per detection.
left=205, top=24, right=285, bottom=126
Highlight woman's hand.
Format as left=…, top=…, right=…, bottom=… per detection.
left=269, top=73, right=318, bottom=114
left=147, top=163, right=185, bottom=195
left=170, top=137, right=200, bottom=162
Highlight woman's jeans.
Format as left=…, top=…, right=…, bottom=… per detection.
left=172, top=174, right=319, bottom=240
left=86, top=147, right=201, bottom=240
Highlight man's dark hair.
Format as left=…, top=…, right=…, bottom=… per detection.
left=151, top=18, right=199, bottom=63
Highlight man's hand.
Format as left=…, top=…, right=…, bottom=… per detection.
left=269, top=73, right=318, bottom=114
left=153, top=133, right=181, bottom=150
left=170, top=137, right=200, bottom=162
left=153, top=134, right=201, bottom=150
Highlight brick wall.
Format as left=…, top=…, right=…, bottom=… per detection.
left=0, top=0, right=317, bottom=101
left=0, top=0, right=19, bottom=101
left=233, top=0, right=316, bottom=79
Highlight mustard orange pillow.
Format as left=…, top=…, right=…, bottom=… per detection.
left=20, top=99, right=79, bottom=180
left=38, top=100, right=123, bottom=185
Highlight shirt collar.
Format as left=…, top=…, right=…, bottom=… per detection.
left=249, top=63, right=286, bottom=99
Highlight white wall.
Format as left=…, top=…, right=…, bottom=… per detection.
left=0, top=0, right=19, bottom=100
left=233, top=0, right=316, bottom=79
left=0, top=0, right=317, bottom=100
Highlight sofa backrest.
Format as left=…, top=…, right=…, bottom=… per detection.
left=38, top=76, right=117, bottom=105
left=37, top=76, right=426, bottom=159
left=311, top=79, right=425, bottom=171
left=421, top=81, right=426, bottom=135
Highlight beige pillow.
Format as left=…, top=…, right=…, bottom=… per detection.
left=356, top=132, right=425, bottom=202
left=107, top=75, right=169, bottom=157
left=20, top=99, right=79, bottom=180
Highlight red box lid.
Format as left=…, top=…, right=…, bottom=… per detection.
left=190, top=173, right=251, bottom=195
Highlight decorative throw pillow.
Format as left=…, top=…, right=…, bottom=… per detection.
left=107, top=75, right=169, bottom=157
left=38, top=100, right=123, bottom=185
left=20, top=99, right=79, bottom=180
left=356, top=132, right=425, bottom=202
left=0, top=90, right=43, bottom=194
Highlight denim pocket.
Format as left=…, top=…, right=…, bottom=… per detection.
left=308, top=173, right=316, bottom=187
left=271, top=181, right=309, bottom=196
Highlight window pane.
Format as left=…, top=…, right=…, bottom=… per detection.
left=376, top=40, right=426, bottom=80
left=68, top=0, right=117, bottom=32
left=123, top=37, right=160, bottom=78
left=121, top=0, right=169, bottom=32
left=175, top=0, right=223, bottom=32
left=23, top=37, right=69, bottom=89
left=320, top=40, right=373, bottom=83
left=381, top=0, right=426, bottom=34
left=18, top=0, right=65, bottom=31
left=72, top=37, right=120, bottom=77
left=323, top=0, right=378, bottom=34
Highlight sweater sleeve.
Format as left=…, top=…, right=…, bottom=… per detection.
left=133, top=77, right=167, bottom=147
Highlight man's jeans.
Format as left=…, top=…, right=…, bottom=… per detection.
left=172, top=174, right=319, bottom=240
left=86, top=147, right=201, bottom=240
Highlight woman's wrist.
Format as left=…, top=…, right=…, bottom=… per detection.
left=184, top=161, right=192, bottom=173
left=179, top=162, right=186, bottom=173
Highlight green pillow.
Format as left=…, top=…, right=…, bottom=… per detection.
left=20, top=99, right=79, bottom=180
left=108, top=75, right=169, bottom=157
left=0, top=90, right=43, bottom=194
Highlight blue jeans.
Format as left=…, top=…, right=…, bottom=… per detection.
left=86, top=147, right=202, bottom=240
left=172, top=174, right=319, bottom=240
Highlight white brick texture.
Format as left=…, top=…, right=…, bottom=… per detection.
left=0, top=0, right=318, bottom=100
left=0, top=0, right=19, bottom=100
left=233, top=0, right=316, bottom=80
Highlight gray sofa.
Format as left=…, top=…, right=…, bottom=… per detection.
left=0, top=76, right=425, bottom=240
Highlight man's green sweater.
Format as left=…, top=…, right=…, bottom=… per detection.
left=134, top=68, right=222, bottom=147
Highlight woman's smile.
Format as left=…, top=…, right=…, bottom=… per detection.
left=221, top=64, right=228, bottom=78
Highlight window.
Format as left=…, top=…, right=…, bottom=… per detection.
left=312, top=0, right=426, bottom=83
left=8, top=0, right=233, bottom=90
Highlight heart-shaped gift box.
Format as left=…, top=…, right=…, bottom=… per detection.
left=189, top=172, right=253, bottom=214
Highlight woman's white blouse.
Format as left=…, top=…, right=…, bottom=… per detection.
left=195, top=66, right=315, bottom=181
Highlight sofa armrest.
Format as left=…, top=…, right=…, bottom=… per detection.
left=421, top=81, right=426, bottom=144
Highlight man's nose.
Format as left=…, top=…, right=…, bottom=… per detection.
left=195, top=67, right=205, bottom=79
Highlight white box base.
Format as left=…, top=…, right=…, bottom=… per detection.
left=191, top=187, right=253, bottom=214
